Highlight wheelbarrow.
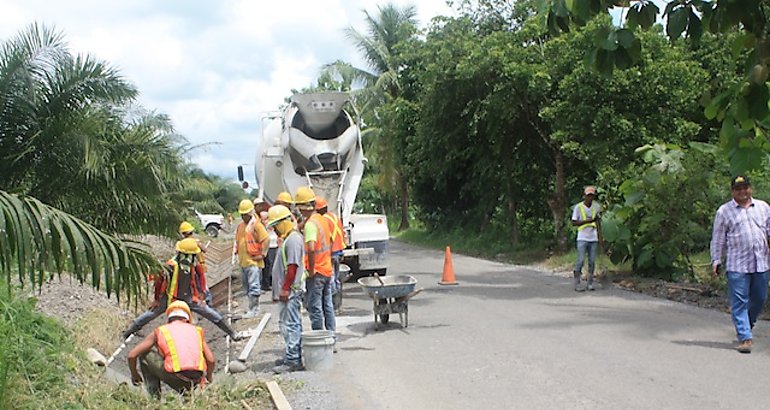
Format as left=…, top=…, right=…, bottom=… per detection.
left=358, top=274, right=423, bottom=330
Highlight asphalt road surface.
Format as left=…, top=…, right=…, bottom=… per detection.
left=317, top=240, right=770, bottom=410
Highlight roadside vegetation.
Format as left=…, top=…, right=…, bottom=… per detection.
left=314, top=0, right=770, bottom=285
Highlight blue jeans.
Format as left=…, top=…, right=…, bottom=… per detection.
left=241, top=265, right=262, bottom=297
left=331, top=253, right=342, bottom=295
left=124, top=295, right=225, bottom=336
left=306, top=274, right=336, bottom=332
left=726, top=271, right=769, bottom=342
left=575, top=240, right=598, bottom=279
left=279, top=293, right=303, bottom=365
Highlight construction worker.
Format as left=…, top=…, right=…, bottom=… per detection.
left=179, top=221, right=211, bottom=305
left=294, top=187, right=336, bottom=337
left=235, top=199, right=269, bottom=318
left=276, top=191, right=301, bottom=222
left=266, top=205, right=306, bottom=373
left=122, top=238, right=241, bottom=340
left=127, top=301, right=215, bottom=398
left=254, top=198, right=274, bottom=291
left=316, top=197, right=347, bottom=298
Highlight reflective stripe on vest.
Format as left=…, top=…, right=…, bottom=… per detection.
left=237, top=220, right=264, bottom=257
left=578, top=203, right=596, bottom=231
left=281, top=231, right=303, bottom=290
left=166, top=257, right=201, bottom=302
left=305, top=214, right=332, bottom=276
left=323, top=212, right=346, bottom=253
left=156, top=322, right=206, bottom=373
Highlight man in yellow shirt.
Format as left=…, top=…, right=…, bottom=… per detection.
left=235, top=199, right=270, bottom=318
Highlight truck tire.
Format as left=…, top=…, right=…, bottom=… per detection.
left=205, top=224, right=220, bottom=237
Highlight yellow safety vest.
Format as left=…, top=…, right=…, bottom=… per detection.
left=578, top=203, right=597, bottom=231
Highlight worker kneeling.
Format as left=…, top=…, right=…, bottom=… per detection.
left=127, top=300, right=215, bottom=398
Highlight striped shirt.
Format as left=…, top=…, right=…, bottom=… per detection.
left=710, top=198, right=770, bottom=273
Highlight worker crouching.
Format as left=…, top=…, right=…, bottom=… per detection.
left=127, top=301, right=215, bottom=398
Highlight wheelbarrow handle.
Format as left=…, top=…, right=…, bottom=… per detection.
left=397, top=288, right=424, bottom=303
left=374, top=272, right=385, bottom=286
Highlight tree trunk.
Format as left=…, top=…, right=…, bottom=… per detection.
left=398, top=176, right=410, bottom=231
left=546, top=151, right=568, bottom=253
left=506, top=198, right=519, bottom=246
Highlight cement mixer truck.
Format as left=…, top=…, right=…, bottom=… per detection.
left=238, top=91, right=389, bottom=281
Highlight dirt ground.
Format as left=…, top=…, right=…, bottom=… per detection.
left=33, top=230, right=287, bottom=391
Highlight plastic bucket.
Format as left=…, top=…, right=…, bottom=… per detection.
left=302, top=330, right=335, bottom=371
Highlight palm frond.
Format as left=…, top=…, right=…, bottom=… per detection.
left=0, top=190, right=157, bottom=302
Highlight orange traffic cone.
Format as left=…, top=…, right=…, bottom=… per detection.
left=439, top=245, right=459, bottom=285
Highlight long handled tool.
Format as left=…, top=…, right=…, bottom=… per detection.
left=105, top=334, right=135, bottom=367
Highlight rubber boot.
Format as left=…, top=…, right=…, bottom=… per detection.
left=573, top=271, right=584, bottom=292
left=215, top=319, right=241, bottom=341
left=243, top=295, right=260, bottom=318
left=586, top=271, right=595, bottom=291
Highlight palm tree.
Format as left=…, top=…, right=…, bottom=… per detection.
left=320, top=3, right=418, bottom=230
left=0, top=24, right=181, bottom=300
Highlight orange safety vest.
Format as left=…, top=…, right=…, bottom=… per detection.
left=304, top=213, right=333, bottom=277
left=165, top=258, right=204, bottom=303
left=322, top=212, right=346, bottom=253
left=155, top=321, right=207, bottom=374
left=236, top=219, right=264, bottom=257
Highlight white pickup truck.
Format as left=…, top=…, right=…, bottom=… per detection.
left=195, top=210, right=224, bottom=237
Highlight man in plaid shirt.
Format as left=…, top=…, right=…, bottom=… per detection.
left=711, top=175, right=770, bottom=353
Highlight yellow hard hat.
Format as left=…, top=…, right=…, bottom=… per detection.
left=294, top=186, right=316, bottom=205
left=276, top=191, right=293, bottom=204
left=266, top=205, right=292, bottom=227
left=178, top=221, right=194, bottom=234
left=238, top=199, right=255, bottom=214
left=175, top=238, right=201, bottom=254
left=166, top=300, right=191, bottom=321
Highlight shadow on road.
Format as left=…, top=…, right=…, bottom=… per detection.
left=671, top=340, right=735, bottom=351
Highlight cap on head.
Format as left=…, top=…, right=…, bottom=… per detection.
left=175, top=238, right=201, bottom=254
left=315, top=197, right=328, bottom=211
left=165, top=300, right=191, bottom=321
left=178, top=221, right=194, bottom=234
left=238, top=199, right=255, bottom=214
left=253, top=197, right=266, bottom=205
left=583, top=186, right=597, bottom=196
left=731, top=175, right=751, bottom=189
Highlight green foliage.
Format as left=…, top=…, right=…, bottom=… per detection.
left=602, top=143, right=725, bottom=279
left=540, top=0, right=770, bottom=174
left=0, top=190, right=157, bottom=300
left=0, top=285, right=77, bottom=408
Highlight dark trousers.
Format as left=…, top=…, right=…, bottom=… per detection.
left=140, top=351, right=203, bottom=398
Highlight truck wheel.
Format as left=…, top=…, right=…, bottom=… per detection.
left=205, top=224, right=219, bottom=237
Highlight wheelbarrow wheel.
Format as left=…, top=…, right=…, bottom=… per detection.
left=380, top=314, right=390, bottom=324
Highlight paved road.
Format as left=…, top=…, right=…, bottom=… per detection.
left=316, top=240, right=770, bottom=410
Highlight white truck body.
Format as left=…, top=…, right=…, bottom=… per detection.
left=251, top=91, right=388, bottom=273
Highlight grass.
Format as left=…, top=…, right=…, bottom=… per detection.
left=0, top=285, right=277, bottom=409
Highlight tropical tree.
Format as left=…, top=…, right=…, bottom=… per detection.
left=321, top=3, right=419, bottom=230
left=0, top=23, right=193, bottom=299
left=540, top=0, right=770, bottom=174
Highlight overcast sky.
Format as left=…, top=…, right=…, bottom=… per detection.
left=0, top=0, right=455, bottom=179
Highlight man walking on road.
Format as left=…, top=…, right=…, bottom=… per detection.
left=571, top=186, right=602, bottom=292
left=127, top=301, right=215, bottom=398
left=235, top=199, right=269, bottom=318
left=711, top=175, right=770, bottom=353
left=266, top=204, right=306, bottom=373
